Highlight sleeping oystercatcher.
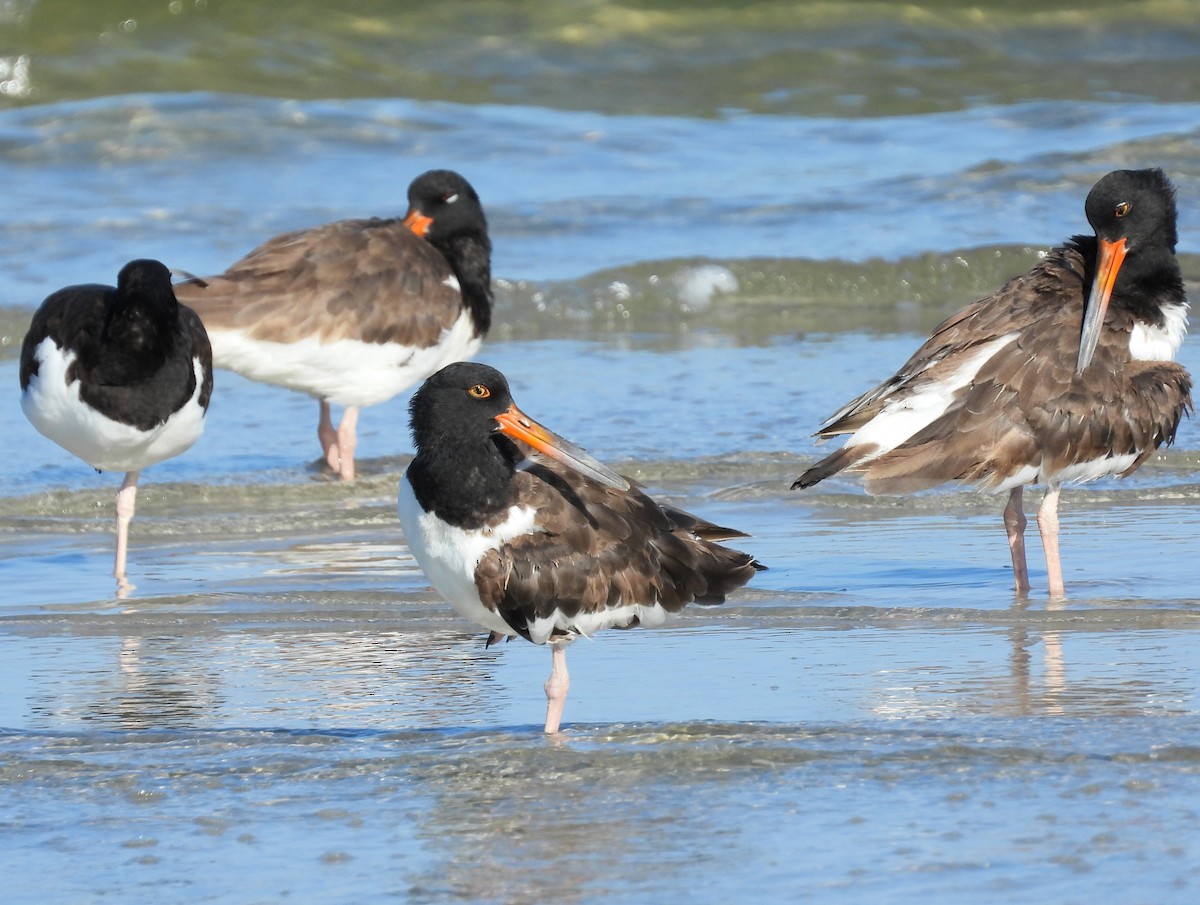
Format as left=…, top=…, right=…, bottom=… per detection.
left=794, top=168, right=1191, bottom=597
left=176, top=169, right=492, bottom=480
left=20, top=259, right=214, bottom=584
left=398, top=362, right=765, bottom=733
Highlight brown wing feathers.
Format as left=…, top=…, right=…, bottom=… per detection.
left=475, top=469, right=762, bottom=640
left=801, top=242, right=1190, bottom=493
left=174, top=219, right=462, bottom=347
left=1122, top=362, right=1192, bottom=473
left=852, top=304, right=1190, bottom=494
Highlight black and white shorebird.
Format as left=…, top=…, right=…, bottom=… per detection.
left=175, top=169, right=492, bottom=480
left=20, top=259, right=214, bottom=584
left=794, top=168, right=1192, bottom=597
left=398, top=362, right=765, bottom=733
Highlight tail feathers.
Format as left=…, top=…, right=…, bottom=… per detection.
left=792, top=443, right=877, bottom=489
left=860, top=452, right=963, bottom=495
left=690, top=549, right=767, bottom=605
left=861, top=426, right=1036, bottom=495
left=660, top=503, right=750, bottom=542
left=650, top=532, right=765, bottom=609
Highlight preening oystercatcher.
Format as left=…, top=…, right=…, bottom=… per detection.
left=176, top=169, right=492, bottom=480
left=398, top=362, right=765, bottom=733
left=20, top=259, right=214, bottom=584
left=794, top=169, right=1191, bottom=597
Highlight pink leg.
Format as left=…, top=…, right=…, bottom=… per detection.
left=1003, top=486, right=1030, bottom=597
left=543, top=644, right=570, bottom=734
left=318, top=400, right=340, bottom=472
left=335, top=405, right=358, bottom=481
left=114, top=470, right=141, bottom=581
left=1037, top=485, right=1065, bottom=598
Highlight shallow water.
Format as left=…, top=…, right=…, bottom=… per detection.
left=3, top=2, right=1200, bottom=903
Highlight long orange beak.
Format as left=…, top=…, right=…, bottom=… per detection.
left=1077, top=237, right=1128, bottom=374
left=402, top=208, right=433, bottom=238
left=494, top=404, right=629, bottom=490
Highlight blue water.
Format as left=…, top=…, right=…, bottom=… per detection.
left=4, top=4, right=1200, bottom=903
left=3, top=95, right=1200, bottom=297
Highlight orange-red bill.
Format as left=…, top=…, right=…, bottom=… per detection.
left=1077, top=236, right=1127, bottom=374
left=402, top=209, right=433, bottom=238
left=494, top=404, right=629, bottom=490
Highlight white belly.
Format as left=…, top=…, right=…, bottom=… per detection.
left=210, top=309, right=481, bottom=407
left=397, top=475, right=538, bottom=637
left=22, top=339, right=208, bottom=472
left=991, top=453, right=1142, bottom=493
left=524, top=601, right=669, bottom=646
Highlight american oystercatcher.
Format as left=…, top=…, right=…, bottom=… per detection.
left=794, top=168, right=1191, bottom=597
left=20, top=259, right=214, bottom=584
left=398, top=362, right=765, bottom=733
left=176, top=169, right=492, bottom=480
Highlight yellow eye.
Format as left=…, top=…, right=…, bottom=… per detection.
left=468, top=384, right=490, bottom=399
left=1114, top=201, right=1131, bottom=218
